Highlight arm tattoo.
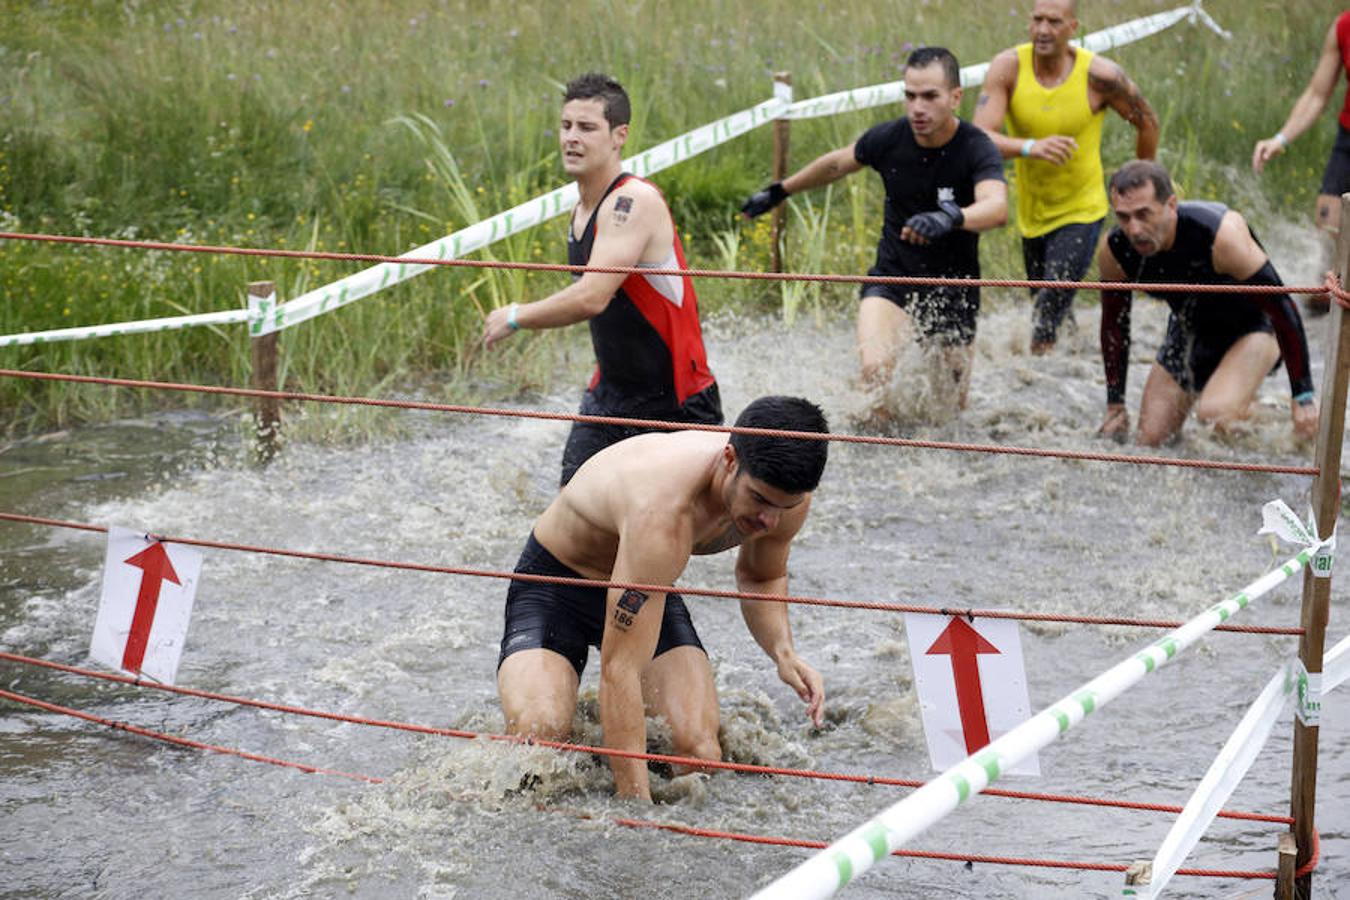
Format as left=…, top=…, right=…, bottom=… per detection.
left=611, top=194, right=634, bottom=226
left=612, top=588, right=648, bottom=631
left=1091, top=64, right=1155, bottom=128
left=1087, top=62, right=1128, bottom=99
left=975, top=93, right=991, bottom=108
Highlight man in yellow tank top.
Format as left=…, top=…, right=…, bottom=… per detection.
left=974, top=0, right=1159, bottom=353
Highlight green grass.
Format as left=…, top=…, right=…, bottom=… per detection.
left=0, top=0, right=1335, bottom=436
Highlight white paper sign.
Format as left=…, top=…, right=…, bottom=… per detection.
left=90, top=526, right=203, bottom=685
left=905, top=613, right=1039, bottom=776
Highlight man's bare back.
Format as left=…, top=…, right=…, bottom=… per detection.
left=495, top=396, right=830, bottom=800
left=534, top=430, right=808, bottom=581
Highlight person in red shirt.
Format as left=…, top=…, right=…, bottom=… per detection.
left=1252, top=11, right=1350, bottom=314
left=483, top=73, right=721, bottom=485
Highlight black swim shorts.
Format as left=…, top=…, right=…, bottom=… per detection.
left=496, top=532, right=706, bottom=676
left=1156, top=314, right=1276, bottom=393
left=1320, top=124, right=1350, bottom=196
left=860, top=282, right=980, bottom=346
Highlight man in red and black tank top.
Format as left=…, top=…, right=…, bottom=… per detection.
left=1252, top=11, right=1350, bottom=314
left=483, top=73, right=721, bottom=484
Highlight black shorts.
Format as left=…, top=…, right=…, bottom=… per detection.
left=497, top=532, right=706, bottom=677
left=1156, top=314, right=1276, bottom=393
left=860, top=282, right=980, bottom=346
left=560, top=382, right=722, bottom=486
left=1320, top=124, right=1350, bottom=196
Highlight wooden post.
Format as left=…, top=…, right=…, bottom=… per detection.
left=1275, top=833, right=1297, bottom=900
left=1285, top=193, right=1350, bottom=897
left=248, top=280, right=281, bottom=464
left=770, top=72, right=792, bottom=274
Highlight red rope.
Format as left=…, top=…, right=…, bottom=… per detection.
left=0, top=649, right=1293, bottom=824
left=0, top=230, right=1335, bottom=297
left=601, top=812, right=1316, bottom=879
left=0, top=685, right=1316, bottom=881
left=1326, top=271, right=1350, bottom=309
left=0, top=369, right=1319, bottom=477
left=0, top=686, right=380, bottom=783
left=0, top=512, right=1304, bottom=635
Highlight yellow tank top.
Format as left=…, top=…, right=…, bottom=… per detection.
left=1006, top=43, right=1107, bottom=238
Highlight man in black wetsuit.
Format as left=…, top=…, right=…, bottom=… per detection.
left=741, top=47, right=1007, bottom=421
left=482, top=73, right=721, bottom=484
left=1097, top=160, right=1319, bottom=446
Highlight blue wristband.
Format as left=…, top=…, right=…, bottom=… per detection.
left=507, top=303, right=520, bottom=331
left=1294, top=390, right=1315, bottom=406
left=1020, top=138, right=1035, bottom=157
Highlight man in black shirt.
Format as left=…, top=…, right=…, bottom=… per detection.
left=1097, top=160, right=1319, bottom=446
left=742, top=47, right=1007, bottom=422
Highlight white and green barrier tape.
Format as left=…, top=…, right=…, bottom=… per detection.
left=1325, top=630, right=1350, bottom=693
left=781, top=1, right=1228, bottom=119
left=1131, top=661, right=1296, bottom=898
left=750, top=499, right=1326, bottom=900
left=1259, top=498, right=1335, bottom=580
left=0, top=307, right=249, bottom=348
left=1136, top=628, right=1349, bottom=898
left=0, top=3, right=1226, bottom=346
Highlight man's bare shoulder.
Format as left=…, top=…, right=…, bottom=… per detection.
left=1211, top=209, right=1266, bottom=277
left=592, top=177, right=672, bottom=253
left=598, top=177, right=667, bottom=218
left=1086, top=55, right=1132, bottom=94
left=613, top=429, right=722, bottom=483
left=570, top=431, right=723, bottom=510
left=534, top=431, right=725, bottom=575
left=985, top=49, right=1020, bottom=84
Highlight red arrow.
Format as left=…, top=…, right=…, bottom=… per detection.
left=926, top=616, right=1001, bottom=754
left=121, top=542, right=181, bottom=674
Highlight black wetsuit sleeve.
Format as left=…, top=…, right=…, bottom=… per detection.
left=1101, top=288, right=1132, bottom=405
left=1245, top=260, right=1315, bottom=397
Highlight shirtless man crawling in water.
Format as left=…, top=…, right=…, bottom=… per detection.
left=495, top=395, right=829, bottom=801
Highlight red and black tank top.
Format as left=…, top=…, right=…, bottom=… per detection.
left=567, top=173, right=718, bottom=418
left=1338, top=10, right=1350, bottom=129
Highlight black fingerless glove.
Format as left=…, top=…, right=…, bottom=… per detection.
left=741, top=181, right=790, bottom=218
left=904, top=200, right=964, bottom=240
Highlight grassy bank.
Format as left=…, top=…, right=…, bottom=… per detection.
left=0, top=0, right=1333, bottom=435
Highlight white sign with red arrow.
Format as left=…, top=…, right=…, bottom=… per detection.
left=904, top=613, right=1039, bottom=776
left=89, top=526, right=203, bottom=685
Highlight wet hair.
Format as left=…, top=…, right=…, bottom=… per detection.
left=905, top=47, right=961, bottom=89
left=563, top=72, right=631, bottom=128
left=728, top=396, right=829, bottom=494
left=1108, top=159, right=1174, bottom=203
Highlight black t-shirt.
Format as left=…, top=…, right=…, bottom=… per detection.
left=853, top=117, right=1005, bottom=280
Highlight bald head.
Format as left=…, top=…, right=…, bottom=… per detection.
left=1029, top=0, right=1079, bottom=57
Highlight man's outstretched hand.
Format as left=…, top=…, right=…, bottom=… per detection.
left=742, top=181, right=789, bottom=218
left=775, top=650, right=825, bottom=728
left=903, top=200, right=964, bottom=242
